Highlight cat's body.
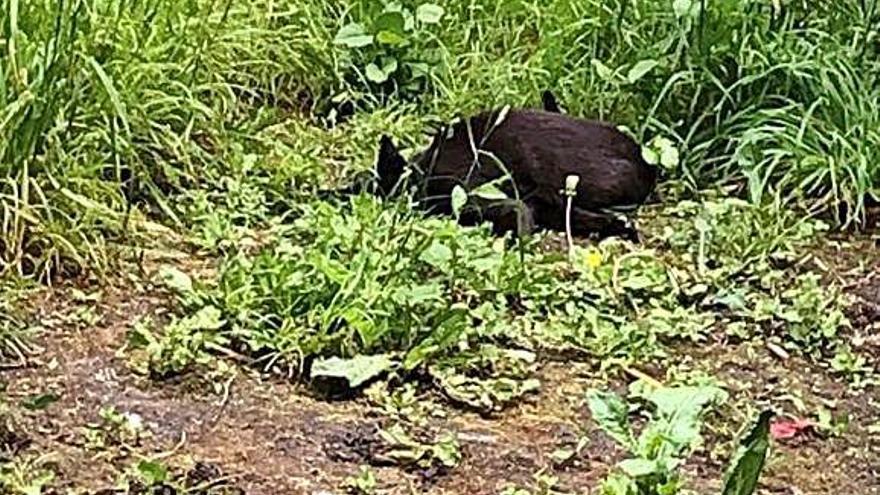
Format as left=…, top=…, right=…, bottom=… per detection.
left=324, top=92, right=658, bottom=240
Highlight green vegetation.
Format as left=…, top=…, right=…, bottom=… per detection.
left=2, top=0, right=878, bottom=279
left=2, top=0, right=878, bottom=492
left=587, top=383, right=771, bottom=495
left=130, top=194, right=847, bottom=390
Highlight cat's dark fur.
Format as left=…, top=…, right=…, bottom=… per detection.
left=541, top=90, right=563, bottom=113
left=324, top=93, right=658, bottom=240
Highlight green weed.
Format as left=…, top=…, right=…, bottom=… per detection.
left=0, top=453, right=56, bottom=495
left=588, top=383, right=772, bottom=495
left=0, top=286, right=35, bottom=366
left=588, top=383, right=728, bottom=495
left=334, top=2, right=448, bottom=99
left=145, top=190, right=853, bottom=396
left=4, top=0, right=880, bottom=279
left=344, top=465, right=377, bottom=495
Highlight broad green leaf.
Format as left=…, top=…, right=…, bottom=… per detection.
left=136, top=460, right=168, bottom=485
left=420, top=240, right=453, bottom=267
left=334, top=23, right=374, bottom=47
left=366, top=63, right=388, bottom=83
left=381, top=57, right=399, bottom=74
left=310, top=354, right=395, bottom=388
left=375, top=11, right=407, bottom=45
left=21, top=392, right=60, bottom=411
left=722, top=410, right=773, bottom=495
left=660, top=145, right=679, bottom=169
left=641, top=146, right=660, bottom=166
left=648, top=384, right=727, bottom=417
left=591, top=58, right=614, bottom=81
left=642, top=136, right=679, bottom=170
left=587, top=389, right=635, bottom=449
left=416, top=3, right=445, bottom=24
left=451, top=185, right=468, bottom=218
left=471, top=182, right=508, bottom=201
left=654, top=136, right=680, bottom=169
left=158, top=265, right=192, bottom=293
left=376, top=30, right=407, bottom=45
left=618, top=458, right=658, bottom=477
left=627, top=59, right=659, bottom=84
left=374, top=11, right=406, bottom=34
left=646, top=385, right=727, bottom=448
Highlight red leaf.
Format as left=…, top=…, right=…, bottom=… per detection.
left=770, top=417, right=814, bottom=440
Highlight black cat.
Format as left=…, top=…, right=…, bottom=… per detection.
left=325, top=92, right=658, bottom=241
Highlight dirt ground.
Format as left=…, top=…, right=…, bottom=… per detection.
left=2, top=236, right=880, bottom=495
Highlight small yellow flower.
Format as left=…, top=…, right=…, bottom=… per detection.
left=584, top=249, right=603, bottom=269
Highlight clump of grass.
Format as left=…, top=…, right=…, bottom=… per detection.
left=4, top=0, right=880, bottom=281
left=0, top=283, right=36, bottom=366
left=0, top=0, right=343, bottom=279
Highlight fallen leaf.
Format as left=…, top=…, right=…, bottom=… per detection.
left=310, top=354, right=395, bottom=389
left=21, top=392, right=60, bottom=411
left=770, top=417, right=814, bottom=440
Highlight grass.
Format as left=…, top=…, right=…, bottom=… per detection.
left=126, top=189, right=850, bottom=391
left=1, top=2, right=878, bottom=492
left=2, top=0, right=879, bottom=281
left=1, top=0, right=868, bottom=414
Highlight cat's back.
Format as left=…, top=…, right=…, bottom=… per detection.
left=493, top=109, right=657, bottom=208
left=499, top=109, right=642, bottom=159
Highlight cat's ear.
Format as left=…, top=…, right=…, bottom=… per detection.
left=378, top=135, right=399, bottom=164
left=376, top=135, right=407, bottom=196
left=542, top=90, right=562, bottom=113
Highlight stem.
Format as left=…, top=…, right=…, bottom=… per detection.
left=566, top=195, right=574, bottom=259
left=563, top=175, right=580, bottom=260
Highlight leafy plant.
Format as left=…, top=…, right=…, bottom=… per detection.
left=126, top=307, right=226, bottom=379
left=311, top=353, right=396, bottom=390
left=375, top=423, right=461, bottom=470
left=648, top=196, right=851, bottom=353
left=113, top=458, right=238, bottom=494
left=0, top=454, right=55, bottom=495
left=334, top=2, right=447, bottom=96
left=589, top=384, right=774, bottom=495
left=587, top=384, right=727, bottom=495
left=183, top=195, right=555, bottom=373
left=344, top=465, right=377, bottom=495
left=83, top=405, right=147, bottom=451
left=428, top=345, right=541, bottom=413
left=365, top=382, right=440, bottom=427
